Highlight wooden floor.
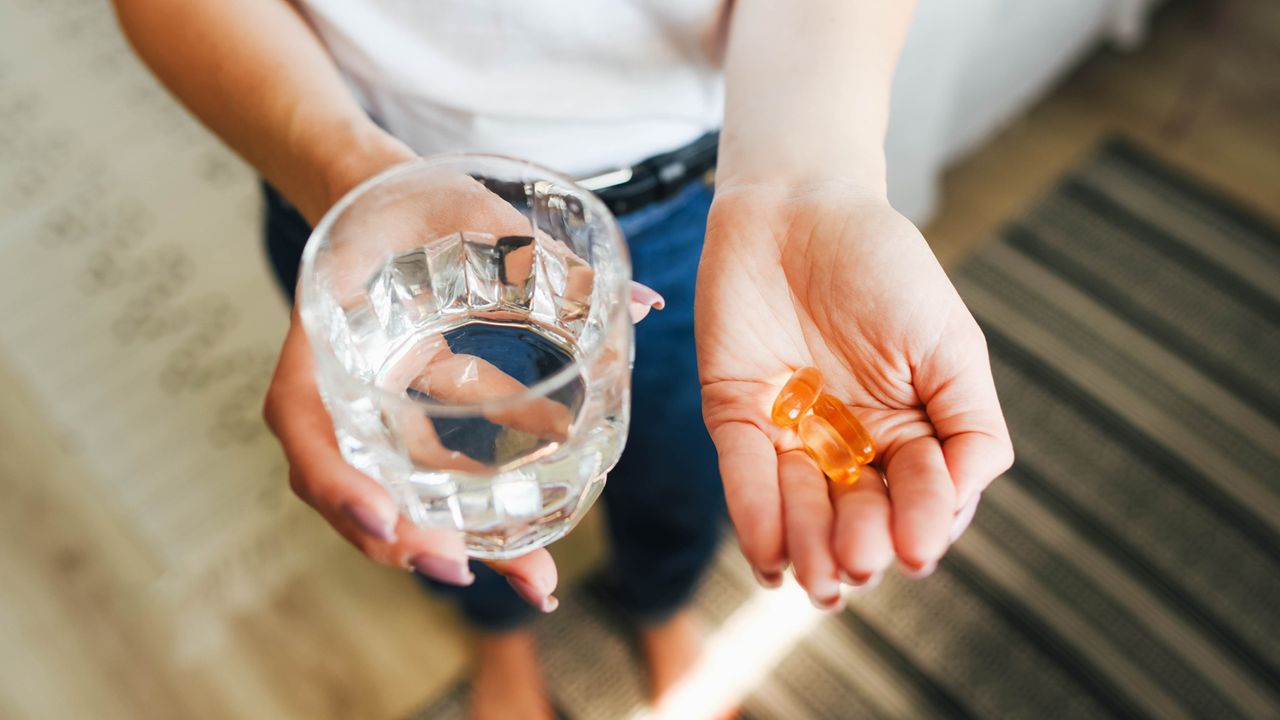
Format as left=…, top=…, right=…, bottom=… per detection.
left=925, top=0, right=1280, bottom=262
left=1, top=2, right=1276, bottom=719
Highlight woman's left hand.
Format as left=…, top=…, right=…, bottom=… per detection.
left=695, top=180, right=1013, bottom=608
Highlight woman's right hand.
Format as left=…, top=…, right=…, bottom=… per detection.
left=263, top=164, right=664, bottom=610
left=265, top=298, right=662, bottom=609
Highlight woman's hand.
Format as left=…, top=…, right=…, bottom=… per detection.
left=262, top=168, right=665, bottom=609
left=696, top=181, right=1013, bottom=608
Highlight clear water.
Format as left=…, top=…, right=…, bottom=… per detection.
left=402, top=320, right=584, bottom=466
left=323, top=230, right=628, bottom=558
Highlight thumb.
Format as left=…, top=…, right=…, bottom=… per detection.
left=486, top=549, right=560, bottom=613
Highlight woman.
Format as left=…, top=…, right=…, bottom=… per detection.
left=113, top=1, right=1013, bottom=716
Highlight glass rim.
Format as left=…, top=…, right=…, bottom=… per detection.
left=297, top=152, right=631, bottom=418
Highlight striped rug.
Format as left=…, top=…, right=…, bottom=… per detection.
left=416, top=138, right=1280, bottom=719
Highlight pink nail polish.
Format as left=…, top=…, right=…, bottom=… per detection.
left=899, top=560, right=938, bottom=580
left=839, top=570, right=883, bottom=589
left=344, top=503, right=397, bottom=543
left=811, top=578, right=841, bottom=603
left=629, top=282, right=665, bottom=310
left=753, top=567, right=783, bottom=589
left=410, top=554, right=474, bottom=586
left=810, top=593, right=845, bottom=612
left=507, top=576, right=557, bottom=612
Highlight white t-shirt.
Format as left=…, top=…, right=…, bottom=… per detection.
left=296, top=0, right=727, bottom=177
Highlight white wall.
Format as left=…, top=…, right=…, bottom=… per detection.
left=885, top=0, right=1143, bottom=223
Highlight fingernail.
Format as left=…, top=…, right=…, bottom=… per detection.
left=629, top=305, right=653, bottom=324
left=811, top=577, right=841, bottom=601
left=410, top=554, right=474, bottom=586
left=839, top=570, right=883, bottom=589
left=752, top=567, right=783, bottom=589
left=508, top=576, right=558, bottom=613
left=950, top=498, right=981, bottom=544
left=810, top=592, right=845, bottom=612
left=807, top=577, right=842, bottom=610
left=344, top=503, right=397, bottom=543
left=630, top=282, right=665, bottom=310
left=899, top=559, right=938, bottom=580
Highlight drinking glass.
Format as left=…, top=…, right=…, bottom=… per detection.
left=298, top=155, right=633, bottom=559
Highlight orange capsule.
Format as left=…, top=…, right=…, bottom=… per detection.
left=770, top=367, right=823, bottom=428
left=811, top=394, right=875, bottom=465
left=797, top=414, right=861, bottom=485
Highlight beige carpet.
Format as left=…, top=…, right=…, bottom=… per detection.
left=0, top=0, right=339, bottom=633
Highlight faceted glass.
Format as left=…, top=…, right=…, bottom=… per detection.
left=298, top=155, right=632, bottom=559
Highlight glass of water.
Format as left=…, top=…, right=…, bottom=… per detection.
left=298, top=155, right=633, bottom=559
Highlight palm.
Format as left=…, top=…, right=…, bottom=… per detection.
left=696, top=187, right=1012, bottom=601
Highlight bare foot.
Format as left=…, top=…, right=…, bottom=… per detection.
left=469, top=630, right=554, bottom=720
left=642, top=610, right=740, bottom=719
left=640, top=609, right=704, bottom=700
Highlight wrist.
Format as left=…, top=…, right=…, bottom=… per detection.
left=714, top=143, right=888, bottom=204
left=712, top=167, right=889, bottom=208
left=297, top=121, right=416, bottom=225
left=704, top=163, right=904, bottom=256
left=322, top=125, right=416, bottom=210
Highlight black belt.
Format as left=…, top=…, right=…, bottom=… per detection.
left=577, top=131, right=719, bottom=216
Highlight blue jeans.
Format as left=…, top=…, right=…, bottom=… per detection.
left=263, top=179, right=724, bottom=630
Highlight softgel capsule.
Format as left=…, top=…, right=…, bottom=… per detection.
left=769, top=366, right=823, bottom=427
left=772, top=367, right=875, bottom=485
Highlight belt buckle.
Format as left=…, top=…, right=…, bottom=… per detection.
left=576, top=166, right=634, bottom=192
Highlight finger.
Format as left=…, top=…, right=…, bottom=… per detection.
left=831, top=465, right=894, bottom=584
left=711, top=421, right=787, bottom=580
left=385, top=404, right=492, bottom=473
left=278, top=399, right=401, bottom=539
left=415, top=353, right=574, bottom=442
left=629, top=281, right=666, bottom=323
left=885, top=435, right=956, bottom=573
left=397, top=519, right=474, bottom=584
left=914, top=323, right=1013, bottom=509
left=950, top=493, right=981, bottom=544
left=565, top=261, right=593, bottom=311
left=380, top=342, right=574, bottom=443
left=315, top=482, right=473, bottom=583
left=285, top=440, right=478, bottom=577
left=779, top=450, right=841, bottom=609
left=487, top=549, right=560, bottom=612
left=283, top=428, right=477, bottom=586
left=266, top=318, right=402, bottom=539
left=942, top=430, right=1013, bottom=510
left=630, top=304, right=654, bottom=323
